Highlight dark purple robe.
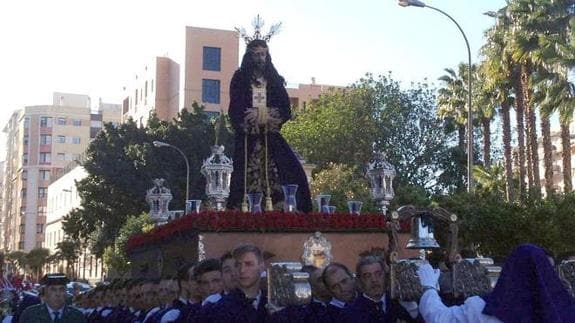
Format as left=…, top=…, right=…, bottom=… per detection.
left=227, top=69, right=312, bottom=213
left=481, top=243, right=575, bottom=322
left=197, top=288, right=268, bottom=323
left=343, top=293, right=422, bottom=323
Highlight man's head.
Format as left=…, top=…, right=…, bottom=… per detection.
left=233, top=244, right=264, bottom=290
left=356, top=256, right=386, bottom=299
left=177, top=263, right=193, bottom=299
left=186, top=265, right=202, bottom=302
left=302, top=265, right=332, bottom=302
left=220, top=252, right=238, bottom=292
left=158, top=277, right=179, bottom=305
left=141, top=279, right=159, bottom=309
left=194, top=258, right=224, bottom=299
left=40, top=273, right=69, bottom=311
left=322, top=263, right=356, bottom=303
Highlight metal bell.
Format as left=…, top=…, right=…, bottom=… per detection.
left=406, top=214, right=440, bottom=249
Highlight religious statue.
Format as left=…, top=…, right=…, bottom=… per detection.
left=227, top=16, right=312, bottom=213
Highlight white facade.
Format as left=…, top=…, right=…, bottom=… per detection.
left=45, top=165, right=103, bottom=283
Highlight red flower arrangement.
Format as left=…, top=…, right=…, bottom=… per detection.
left=126, top=211, right=411, bottom=252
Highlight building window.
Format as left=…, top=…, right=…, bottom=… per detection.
left=20, top=188, right=26, bottom=199
left=39, top=170, right=50, bottom=181
left=57, top=135, right=66, bottom=143
left=22, top=153, right=28, bottom=165
left=57, top=117, right=66, bottom=125
left=202, top=79, right=220, bottom=104
left=57, top=153, right=65, bottom=161
left=23, top=117, right=30, bottom=128
left=72, top=136, right=81, bottom=144
left=19, top=225, right=25, bottom=234
left=22, top=170, right=27, bottom=180
left=73, top=119, right=82, bottom=127
left=91, top=120, right=102, bottom=127
left=40, top=134, right=52, bottom=145
left=18, top=241, right=24, bottom=250
left=36, top=224, right=44, bottom=234
left=203, top=47, right=221, bottom=71
left=23, top=134, right=29, bottom=145
left=135, top=89, right=138, bottom=105
left=39, top=152, right=51, bottom=164
left=38, top=188, right=47, bottom=198
left=40, top=116, right=53, bottom=128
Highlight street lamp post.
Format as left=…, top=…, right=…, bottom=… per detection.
left=153, top=141, right=190, bottom=204
left=398, top=0, right=474, bottom=192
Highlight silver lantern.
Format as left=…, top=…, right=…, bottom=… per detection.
left=201, top=145, right=233, bottom=211
left=145, top=178, right=173, bottom=226
left=366, top=151, right=396, bottom=215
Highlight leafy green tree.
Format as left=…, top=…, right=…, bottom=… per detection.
left=25, top=248, right=50, bottom=281
left=437, top=191, right=575, bottom=259
left=63, top=103, right=233, bottom=257
left=310, top=163, right=377, bottom=213
left=283, top=73, right=456, bottom=194
left=53, top=240, right=81, bottom=279
left=6, top=251, right=27, bottom=273
left=103, top=213, right=153, bottom=277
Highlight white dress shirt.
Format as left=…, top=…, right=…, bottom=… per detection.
left=419, top=289, right=503, bottom=323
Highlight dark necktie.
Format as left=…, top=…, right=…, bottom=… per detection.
left=376, top=301, right=384, bottom=313
left=53, top=311, right=60, bottom=322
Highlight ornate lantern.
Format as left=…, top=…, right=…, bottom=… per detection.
left=201, top=145, right=233, bottom=211
left=366, top=151, right=396, bottom=215
left=145, top=178, right=172, bottom=226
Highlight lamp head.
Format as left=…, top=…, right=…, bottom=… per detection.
left=153, top=141, right=170, bottom=148
left=398, top=0, right=426, bottom=7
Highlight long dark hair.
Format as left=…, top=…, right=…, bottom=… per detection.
left=239, top=39, right=284, bottom=86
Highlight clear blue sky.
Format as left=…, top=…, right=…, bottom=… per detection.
left=0, top=0, right=507, bottom=157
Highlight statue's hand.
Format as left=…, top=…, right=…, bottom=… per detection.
left=267, top=107, right=282, bottom=131
left=244, top=108, right=259, bottom=133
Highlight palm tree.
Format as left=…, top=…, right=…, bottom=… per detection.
left=481, top=9, right=520, bottom=200
left=437, top=66, right=468, bottom=152
left=474, top=67, right=495, bottom=168
left=525, top=0, right=575, bottom=194
left=506, top=0, right=544, bottom=194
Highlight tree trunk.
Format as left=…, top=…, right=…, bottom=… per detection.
left=482, top=117, right=491, bottom=168
left=522, top=63, right=540, bottom=195
left=512, top=66, right=527, bottom=197
left=541, top=115, right=554, bottom=195
left=561, top=123, right=573, bottom=192
left=502, top=100, right=514, bottom=201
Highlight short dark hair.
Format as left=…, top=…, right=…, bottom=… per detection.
left=322, top=262, right=353, bottom=289
left=177, top=263, right=195, bottom=289
left=220, top=251, right=233, bottom=263
left=355, top=256, right=385, bottom=276
left=194, top=258, right=222, bottom=280
left=233, top=244, right=263, bottom=263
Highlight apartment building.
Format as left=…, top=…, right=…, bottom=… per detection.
left=1, top=93, right=121, bottom=251
left=122, top=57, right=180, bottom=126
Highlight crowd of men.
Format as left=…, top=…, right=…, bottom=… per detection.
left=9, top=242, right=575, bottom=322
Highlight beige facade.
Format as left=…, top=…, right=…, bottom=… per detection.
left=183, top=26, right=239, bottom=114
left=287, top=79, right=345, bottom=111
left=1, top=93, right=121, bottom=252
left=538, top=122, right=575, bottom=196
left=122, top=57, right=180, bottom=126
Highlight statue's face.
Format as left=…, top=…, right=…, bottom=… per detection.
left=250, top=46, right=267, bottom=71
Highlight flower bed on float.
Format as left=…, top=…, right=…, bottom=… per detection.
left=126, top=211, right=410, bottom=252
